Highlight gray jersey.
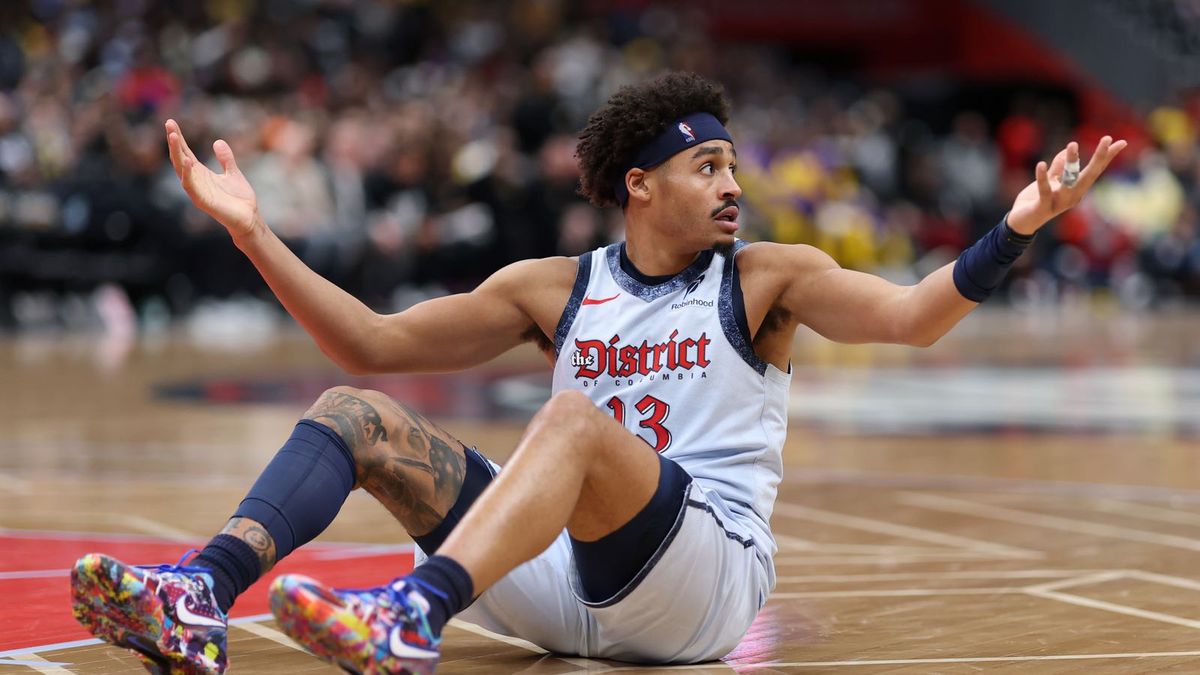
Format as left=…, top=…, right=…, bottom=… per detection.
left=551, top=241, right=790, bottom=588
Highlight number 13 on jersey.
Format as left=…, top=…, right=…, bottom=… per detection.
left=606, top=395, right=672, bottom=452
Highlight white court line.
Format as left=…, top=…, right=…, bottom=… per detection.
left=772, top=502, right=1038, bottom=558
left=117, top=514, right=198, bottom=541
left=604, top=664, right=735, bottom=672
left=0, top=638, right=101, bottom=658
left=0, top=613, right=279, bottom=659
left=1093, top=499, right=1200, bottom=527
left=0, top=569, right=67, bottom=580
left=734, top=650, right=1200, bottom=668
left=1023, top=571, right=1127, bottom=593
left=0, top=527, right=204, bottom=544
left=775, top=569, right=1109, bottom=584
left=310, top=543, right=415, bottom=560
left=1026, top=590, right=1200, bottom=630
left=773, top=553, right=1023, bottom=565
left=1124, top=569, right=1200, bottom=592
left=783, top=467, right=1200, bottom=505
left=778, top=550, right=1005, bottom=561
left=8, top=653, right=73, bottom=674
left=772, top=587, right=1026, bottom=599
left=0, top=471, right=32, bottom=495
left=899, top=493, right=1200, bottom=553
left=775, top=536, right=973, bottom=555
left=229, top=613, right=277, bottom=626
left=447, top=619, right=546, bottom=654
left=13, top=512, right=197, bottom=541
left=234, top=621, right=305, bottom=652
left=447, top=619, right=595, bottom=669
left=0, top=660, right=70, bottom=668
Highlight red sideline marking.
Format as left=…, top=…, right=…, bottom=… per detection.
left=0, top=533, right=413, bottom=652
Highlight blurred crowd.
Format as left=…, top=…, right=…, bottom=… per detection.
left=2, top=0, right=1200, bottom=333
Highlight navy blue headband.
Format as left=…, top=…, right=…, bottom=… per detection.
left=614, top=112, right=733, bottom=206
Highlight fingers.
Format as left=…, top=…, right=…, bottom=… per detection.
left=1036, top=160, right=1052, bottom=203
left=1065, top=141, right=1080, bottom=166
left=1076, top=135, right=1121, bottom=190
left=213, top=139, right=240, bottom=175
left=165, top=120, right=184, bottom=177
left=1047, top=145, right=1071, bottom=180
left=165, top=118, right=199, bottom=179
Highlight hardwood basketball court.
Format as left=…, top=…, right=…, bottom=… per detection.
left=3, top=309, right=1199, bottom=673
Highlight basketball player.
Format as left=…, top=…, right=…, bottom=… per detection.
left=70, top=72, right=1125, bottom=674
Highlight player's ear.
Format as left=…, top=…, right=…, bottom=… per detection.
left=626, top=168, right=651, bottom=204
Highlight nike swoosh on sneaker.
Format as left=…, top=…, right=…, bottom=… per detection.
left=389, top=627, right=439, bottom=660
left=173, top=596, right=225, bottom=629
left=582, top=293, right=620, bottom=306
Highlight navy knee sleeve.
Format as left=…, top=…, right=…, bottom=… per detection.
left=233, top=419, right=357, bottom=560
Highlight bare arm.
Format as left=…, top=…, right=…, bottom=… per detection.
left=772, top=248, right=969, bottom=347
left=772, top=136, right=1127, bottom=346
left=165, top=119, right=565, bottom=374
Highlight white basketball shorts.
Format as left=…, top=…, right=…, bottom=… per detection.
left=415, top=476, right=771, bottom=664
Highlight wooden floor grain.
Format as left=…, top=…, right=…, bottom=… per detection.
left=3, top=309, right=1200, bottom=673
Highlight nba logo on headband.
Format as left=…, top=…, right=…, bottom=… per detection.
left=614, top=113, right=732, bottom=205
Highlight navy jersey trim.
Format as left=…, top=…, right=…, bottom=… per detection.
left=719, top=241, right=768, bottom=375
left=553, top=251, right=593, bottom=356
left=607, top=243, right=714, bottom=302
left=685, top=498, right=756, bottom=549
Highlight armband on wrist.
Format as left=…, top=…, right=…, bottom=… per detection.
left=952, top=214, right=1035, bottom=302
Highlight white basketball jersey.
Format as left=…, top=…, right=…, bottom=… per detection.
left=551, top=241, right=791, bottom=576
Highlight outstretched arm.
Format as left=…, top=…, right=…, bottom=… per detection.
left=166, top=120, right=563, bottom=373
left=773, top=136, right=1127, bottom=346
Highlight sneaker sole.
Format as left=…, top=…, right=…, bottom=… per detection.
left=269, top=575, right=436, bottom=675
left=70, top=554, right=219, bottom=675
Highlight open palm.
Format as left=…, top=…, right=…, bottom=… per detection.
left=165, top=119, right=259, bottom=239
left=1007, top=136, right=1127, bottom=235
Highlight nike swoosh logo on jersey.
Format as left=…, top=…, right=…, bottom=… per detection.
left=582, top=293, right=620, bottom=306
left=173, top=596, right=225, bottom=628
left=389, top=627, right=439, bottom=659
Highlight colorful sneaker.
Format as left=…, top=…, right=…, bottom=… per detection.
left=269, top=574, right=441, bottom=675
left=71, top=551, right=228, bottom=674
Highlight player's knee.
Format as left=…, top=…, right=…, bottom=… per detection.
left=305, top=385, right=369, bottom=419
left=529, top=390, right=601, bottom=447
left=302, top=385, right=394, bottom=454
left=542, top=390, right=595, bottom=421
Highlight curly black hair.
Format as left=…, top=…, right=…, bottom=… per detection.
left=575, top=72, right=731, bottom=208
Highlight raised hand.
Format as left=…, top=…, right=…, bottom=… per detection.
left=1007, top=135, right=1128, bottom=235
left=165, top=119, right=260, bottom=240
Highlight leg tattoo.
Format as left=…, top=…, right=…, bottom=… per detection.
left=305, top=389, right=467, bottom=537
left=220, top=517, right=277, bottom=573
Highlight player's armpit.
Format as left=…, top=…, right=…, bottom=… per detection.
left=357, top=257, right=578, bottom=374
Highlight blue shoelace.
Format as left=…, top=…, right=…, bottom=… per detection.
left=136, top=549, right=212, bottom=576
left=333, top=578, right=440, bottom=647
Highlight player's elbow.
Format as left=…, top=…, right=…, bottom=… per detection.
left=894, top=316, right=944, bottom=348
left=905, top=331, right=942, bottom=348
left=336, top=344, right=413, bottom=375
left=319, top=346, right=374, bottom=376
left=337, top=356, right=374, bottom=376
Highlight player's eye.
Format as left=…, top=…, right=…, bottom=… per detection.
left=700, top=163, right=714, bottom=175
left=730, top=163, right=738, bottom=175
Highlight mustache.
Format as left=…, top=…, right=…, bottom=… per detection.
left=710, top=200, right=739, bottom=218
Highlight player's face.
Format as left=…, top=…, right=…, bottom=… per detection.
left=651, top=141, right=741, bottom=251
